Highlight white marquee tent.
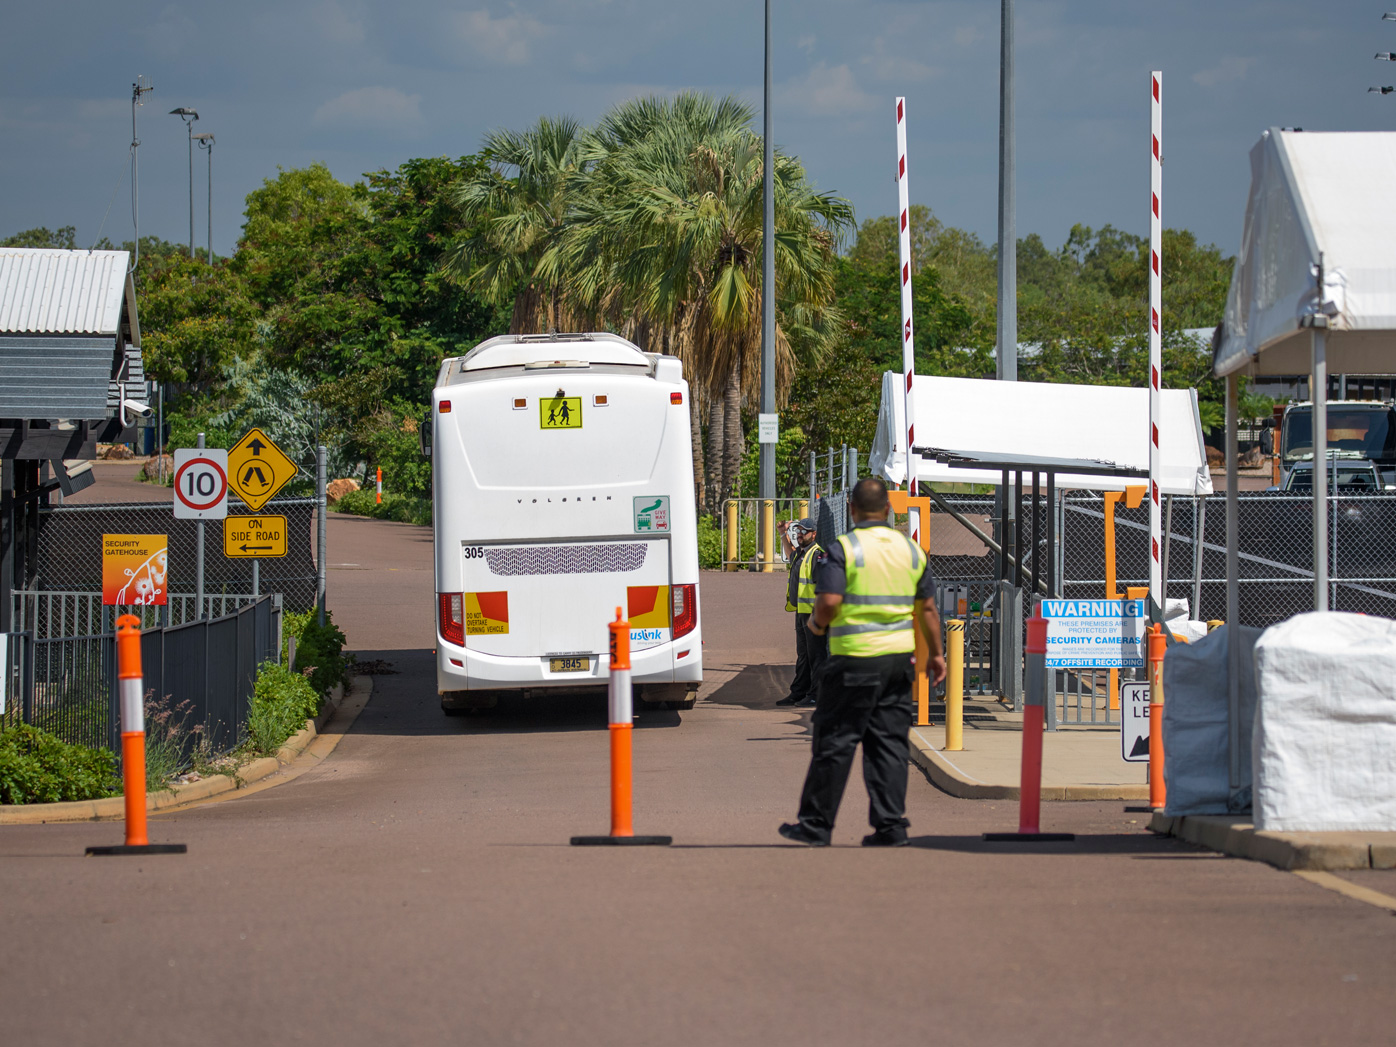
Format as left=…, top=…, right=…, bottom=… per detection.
left=1211, top=127, right=1396, bottom=810
left=869, top=372, right=1212, bottom=495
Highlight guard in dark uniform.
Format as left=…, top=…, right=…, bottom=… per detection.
left=779, top=478, right=945, bottom=847
left=777, top=518, right=826, bottom=707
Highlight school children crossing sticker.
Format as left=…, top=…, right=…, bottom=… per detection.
left=539, top=397, right=582, bottom=429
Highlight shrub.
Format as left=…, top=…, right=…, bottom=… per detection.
left=697, top=515, right=723, bottom=570
left=0, top=724, right=120, bottom=805
left=245, top=661, right=320, bottom=756
left=331, top=488, right=432, bottom=526
left=284, top=609, right=350, bottom=698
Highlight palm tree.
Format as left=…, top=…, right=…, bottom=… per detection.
left=566, top=93, right=853, bottom=510
left=445, top=116, right=591, bottom=333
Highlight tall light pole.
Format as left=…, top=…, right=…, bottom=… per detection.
left=759, top=0, right=776, bottom=504
left=996, top=0, right=1016, bottom=382
left=169, top=107, right=198, bottom=259
left=193, top=132, right=214, bottom=264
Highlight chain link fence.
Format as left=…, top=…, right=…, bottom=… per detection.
left=918, top=490, right=1396, bottom=725
left=29, top=498, right=318, bottom=614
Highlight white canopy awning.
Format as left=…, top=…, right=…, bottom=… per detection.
left=1215, top=128, right=1396, bottom=377
left=869, top=372, right=1213, bottom=496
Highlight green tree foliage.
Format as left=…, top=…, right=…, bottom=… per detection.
left=1, top=225, right=78, bottom=249
left=137, top=256, right=259, bottom=386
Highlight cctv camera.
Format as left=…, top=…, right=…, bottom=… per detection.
left=121, top=399, right=153, bottom=417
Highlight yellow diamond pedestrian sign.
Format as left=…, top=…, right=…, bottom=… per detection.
left=228, top=428, right=298, bottom=511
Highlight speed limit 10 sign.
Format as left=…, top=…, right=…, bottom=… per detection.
left=172, top=448, right=229, bottom=520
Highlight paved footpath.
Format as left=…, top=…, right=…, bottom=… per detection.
left=2, top=508, right=1394, bottom=1046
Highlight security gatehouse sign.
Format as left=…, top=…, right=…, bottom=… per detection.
left=1120, top=681, right=1151, bottom=762
left=173, top=449, right=229, bottom=520
left=633, top=496, right=670, bottom=533
left=1041, top=599, right=1146, bottom=669
left=224, top=515, right=288, bottom=559
left=228, top=427, right=298, bottom=511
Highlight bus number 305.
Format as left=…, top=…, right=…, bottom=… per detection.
left=463, top=546, right=485, bottom=559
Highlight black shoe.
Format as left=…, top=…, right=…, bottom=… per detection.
left=795, top=696, right=817, bottom=707
left=776, top=695, right=799, bottom=706
left=778, top=822, right=830, bottom=847
left=861, top=831, right=909, bottom=848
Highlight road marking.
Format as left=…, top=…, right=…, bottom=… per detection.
left=1293, top=870, right=1396, bottom=913
left=910, top=727, right=986, bottom=784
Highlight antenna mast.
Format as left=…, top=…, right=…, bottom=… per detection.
left=130, top=75, right=153, bottom=274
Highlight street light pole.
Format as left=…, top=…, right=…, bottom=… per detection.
left=996, top=0, right=1016, bottom=382
left=194, top=133, right=215, bottom=264
left=169, top=107, right=198, bottom=259
left=759, top=0, right=776, bottom=504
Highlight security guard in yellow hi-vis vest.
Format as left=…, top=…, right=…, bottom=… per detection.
left=779, top=478, right=945, bottom=847
left=777, top=517, right=826, bottom=708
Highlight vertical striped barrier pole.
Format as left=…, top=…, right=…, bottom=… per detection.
left=571, top=609, right=671, bottom=846
left=1148, top=70, right=1164, bottom=626
left=945, top=619, right=965, bottom=751
left=376, top=465, right=383, bottom=505
left=1148, top=624, right=1167, bottom=810
left=895, top=96, right=919, bottom=543
left=87, top=615, right=186, bottom=856
left=984, top=602, right=1074, bottom=842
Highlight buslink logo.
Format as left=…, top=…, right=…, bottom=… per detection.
left=630, top=628, right=664, bottom=642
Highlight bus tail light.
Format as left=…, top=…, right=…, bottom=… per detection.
left=670, top=392, right=683, bottom=405
left=439, top=593, right=464, bottom=646
left=671, top=584, right=697, bottom=639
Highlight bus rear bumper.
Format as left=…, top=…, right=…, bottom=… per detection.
left=437, top=636, right=703, bottom=693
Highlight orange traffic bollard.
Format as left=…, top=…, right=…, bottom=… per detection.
left=87, top=615, right=185, bottom=856
left=1148, top=624, right=1167, bottom=810
left=984, top=603, right=1074, bottom=843
left=376, top=466, right=383, bottom=505
left=571, top=608, right=671, bottom=847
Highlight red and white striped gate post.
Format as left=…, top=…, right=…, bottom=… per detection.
left=1148, top=71, right=1163, bottom=625
left=895, top=97, right=919, bottom=545
left=86, top=615, right=185, bottom=856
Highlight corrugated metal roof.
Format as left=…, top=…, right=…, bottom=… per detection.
left=0, top=249, right=131, bottom=335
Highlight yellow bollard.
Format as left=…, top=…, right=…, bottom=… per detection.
left=945, top=619, right=965, bottom=751
left=914, top=623, right=930, bottom=727
left=797, top=498, right=809, bottom=522
left=724, top=500, right=739, bottom=572
left=759, top=499, right=775, bottom=573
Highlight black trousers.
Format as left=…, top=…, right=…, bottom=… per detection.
left=795, top=652, right=915, bottom=841
left=785, top=613, right=829, bottom=703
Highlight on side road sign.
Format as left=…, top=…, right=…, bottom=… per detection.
left=228, top=427, right=298, bottom=511
left=173, top=449, right=229, bottom=520
left=223, top=515, right=288, bottom=559
left=1120, top=681, right=1151, bottom=762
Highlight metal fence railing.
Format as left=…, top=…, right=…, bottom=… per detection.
left=719, top=498, right=812, bottom=571
left=12, top=590, right=264, bottom=640
left=0, top=595, right=281, bottom=761
left=30, top=498, right=318, bottom=613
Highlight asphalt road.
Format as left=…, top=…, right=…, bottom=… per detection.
left=3, top=509, right=1394, bottom=1046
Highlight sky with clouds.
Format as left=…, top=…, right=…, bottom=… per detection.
left=1, top=1, right=1391, bottom=261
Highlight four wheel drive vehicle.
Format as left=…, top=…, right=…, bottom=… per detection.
left=1282, top=459, right=1388, bottom=492
left=425, top=333, right=702, bottom=714
left=1278, top=401, right=1396, bottom=488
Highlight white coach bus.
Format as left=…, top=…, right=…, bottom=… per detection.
left=425, top=333, right=703, bottom=713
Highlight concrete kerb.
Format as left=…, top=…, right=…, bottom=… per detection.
left=907, top=727, right=1149, bottom=802
left=0, top=676, right=372, bottom=826
left=1149, top=812, right=1396, bottom=871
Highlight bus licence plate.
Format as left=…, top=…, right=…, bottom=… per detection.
left=549, top=657, right=589, bottom=673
